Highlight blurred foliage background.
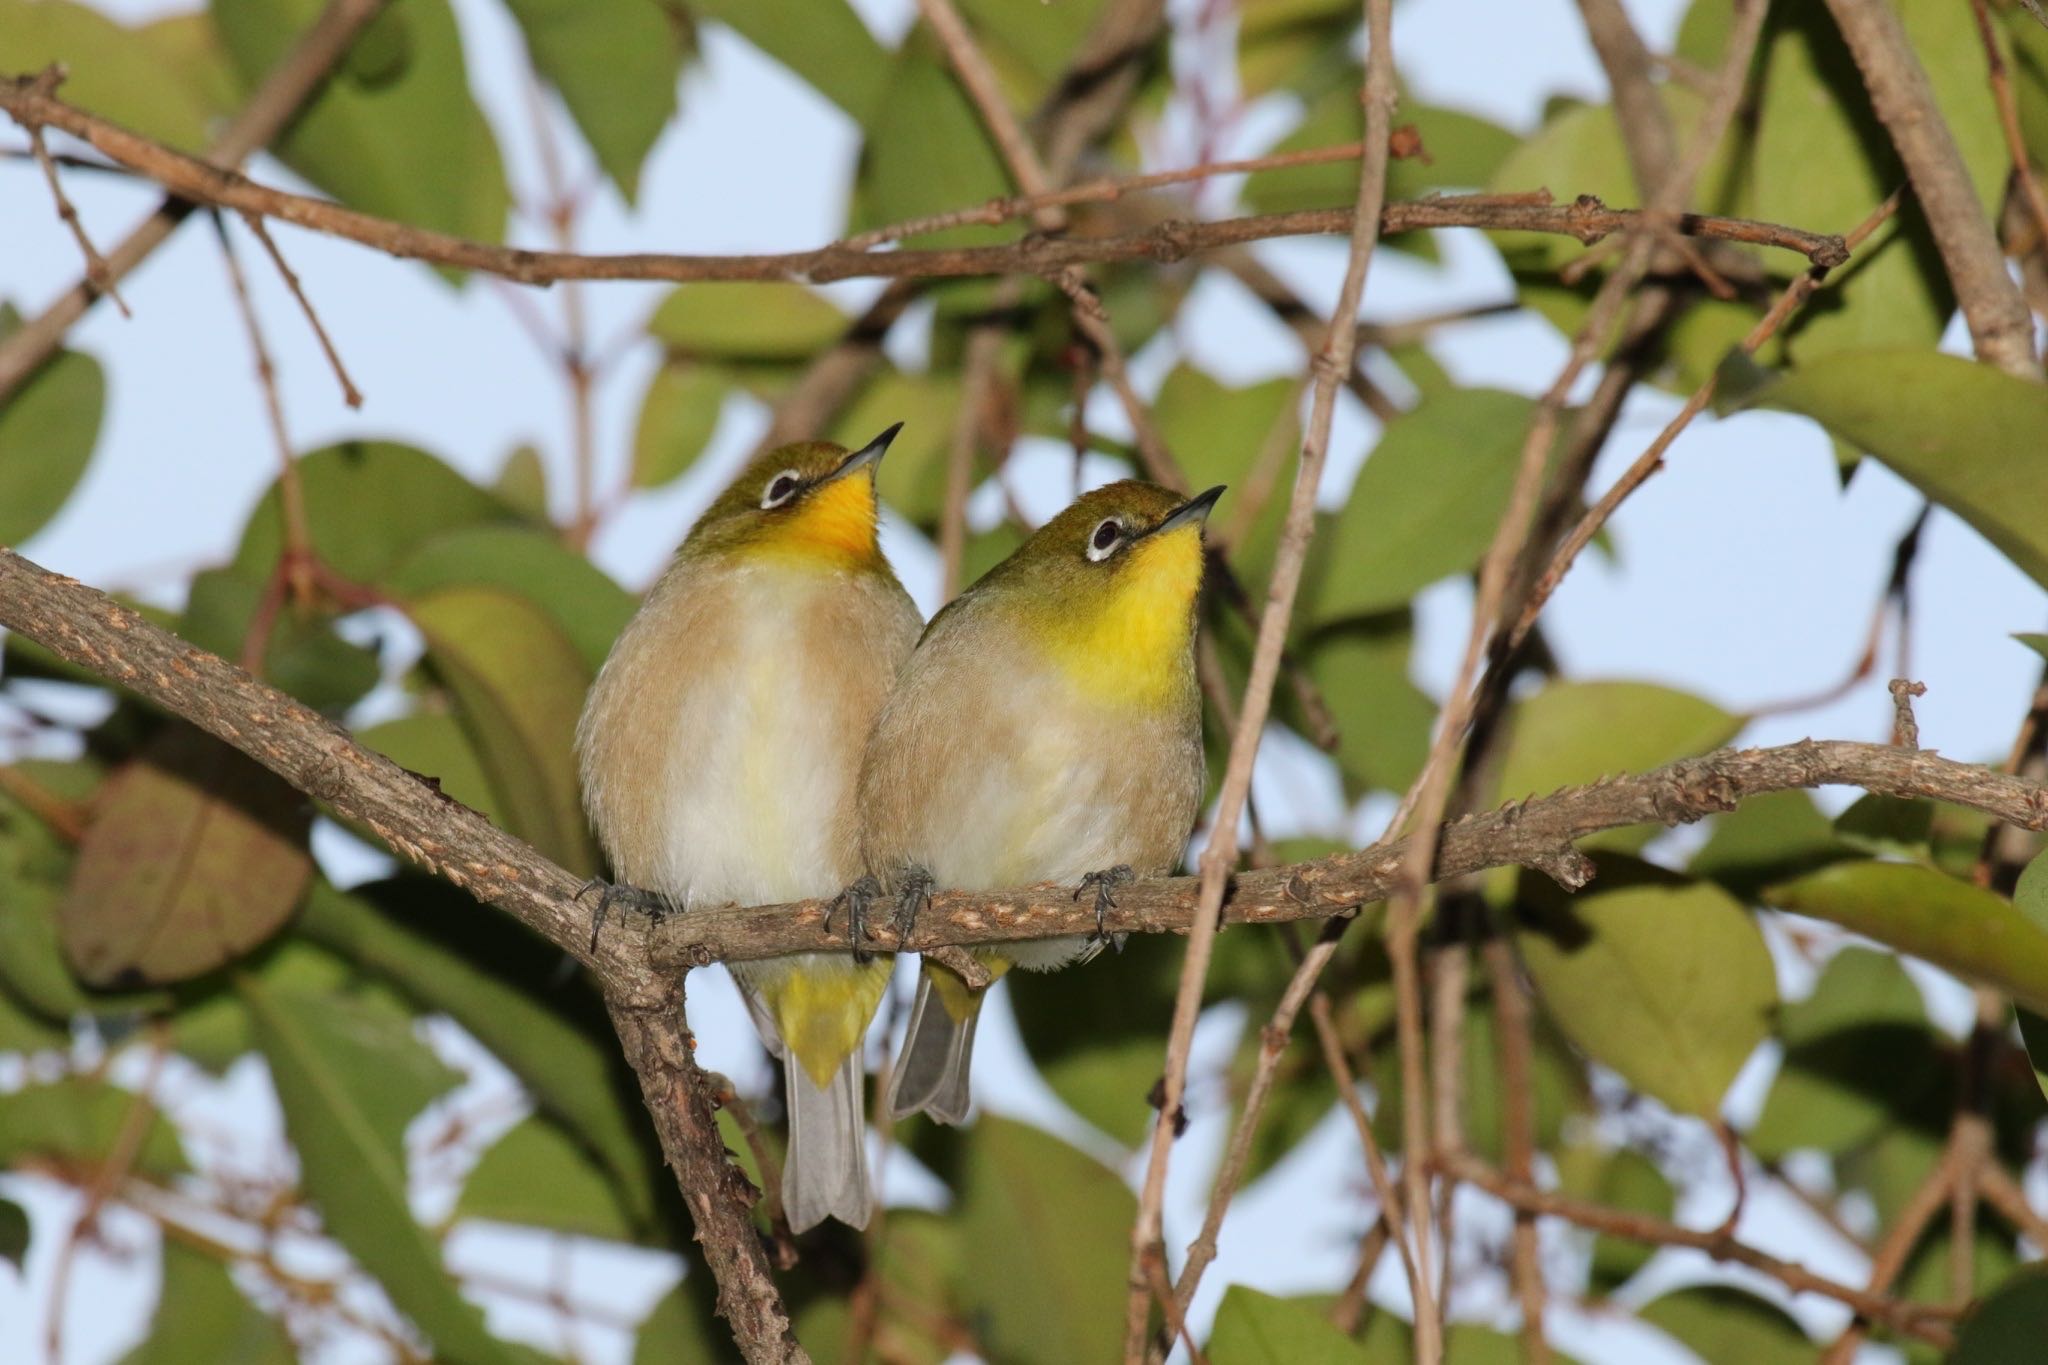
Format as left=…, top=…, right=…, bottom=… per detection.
left=5, top=0, right=2048, bottom=1361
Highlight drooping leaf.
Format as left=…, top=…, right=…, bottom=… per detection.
left=407, top=586, right=599, bottom=875
left=1688, top=789, right=1847, bottom=900
left=959, top=1117, right=1136, bottom=1363
left=385, top=525, right=635, bottom=673
left=1747, top=947, right=1940, bottom=1159
left=1738, top=351, right=2048, bottom=596
left=2007, top=848, right=2048, bottom=1101
left=359, top=711, right=508, bottom=831
left=299, top=878, right=662, bottom=1235
left=0, top=1197, right=26, bottom=1271
left=1638, top=1285, right=1813, bottom=1365
left=850, top=33, right=1013, bottom=245
left=119, top=1241, right=294, bottom=1365
left=632, top=363, right=734, bottom=490
left=1207, top=1286, right=1369, bottom=1364
left=689, top=0, right=887, bottom=120
left=1952, top=1266, right=2048, bottom=1364
left=1009, top=935, right=1179, bottom=1146
left=179, top=569, right=382, bottom=714
left=1515, top=861, right=1776, bottom=1118
left=1832, top=794, right=1934, bottom=858
left=1313, top=388, right=1545, bottom=618
left=0, top=0, right=221, bottom=150
left=0, top=311, right=103, bottom=549
left=231, top=441, right=519, bottom=587
left=499, top=0, right=688, bottom=200
left=0, top=1078, right=186, bottom=1178
left=1764, top=861, right=2048, bottom=1015
left=650, top=281, right=848, bottom=360
left=60, top=725, right=311, bottom=988
left=241, top=976, right=517, bottom=1364
left=212, top=0, right=509, bottom=251
left=457, top=1116, right=636, bottom=1243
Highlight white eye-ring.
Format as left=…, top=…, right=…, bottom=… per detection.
left=1086, top=517, right=1125, bottom=562
left=761, top=469, right=803, bottom=509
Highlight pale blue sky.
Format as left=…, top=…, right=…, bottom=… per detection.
left=3, top=0, right=2043, bottom=1361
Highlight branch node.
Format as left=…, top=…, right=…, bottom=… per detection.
left=1524, top=846, right=1596, bottom=892
left=1890, top=677, right=1927, bottom=748
left=924, top=943, right=993, bottom=990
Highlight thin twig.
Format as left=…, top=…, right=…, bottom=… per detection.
left=1141, top=4, right=1407, bottom=1355
left=237, top=213, right=362, bottom=408
left=22, top=70, right=128, bottom=318
left=1815, top=1123, right=1968, bottom=1364
left=1484, top=938, right=1552, bottom=1364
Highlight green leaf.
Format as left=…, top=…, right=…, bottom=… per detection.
left=1009, top=935, right=1178, bottom=1146
left=953, top=0, right=1108, bottom=90
left=231, top=441, right=519, bottom=586
left=850, top=34, right=1013, bottom=245
left=0, top=0, right=221, bottom=150
left=212, top=0, right=508, bottom=251
left=632, top=363, right=734, bottom=490
left=1747, top=947, right=1940, bottom=1159
left=1208, top=1287, right=1369, bottom=1364
left=1952, top=1266, right=2048, bottom=1364
left=1833, top=794, right=1935, bottom=858
left=650, top=281, right=848, bottom=359
left=1300, top=613, right=1436, bottom=796
left=631, top=1281, right=727, bottom=1364
left=120, top=1241, right=293, bottom=1365
left=385, top=525, right=635, bottom=673
left=493, top=444, right=549, bottom=522
left=0, top=984, right=68, bottom=1055
left=0, top=317, right=103, bottom=548
left=829, top=368, right=963, bottom=526
left=959, top=1118, right=1136, bottom=1363
left=499, top=0, right=688, bottom=200
left=408, top=586, right=599, bottom=875
left=2005, top=848, right=2048, bottom=1101
left=1688, top=789, right=1847, bottom=900
left=0, top=1197, right=26, bottom=1271
left=0, top=797, right=169, bottom=1021
left=1515, top=861, right=1776, bottom=1118
left=1554, top=1145, right=1672, bottom=1292
left=359, top=711, right=509, bottom=832
left=179, top=569, right=382, bottom=714
left=1741, top=351, right=2048, bottom=595
left=60, top=725, right=311, bottom=988
left=1314, top=388, right=1545, bottom=618
left=299, top=879, right=662, bottom=1236
left=1638, top=1286, right=1813, bottom=1365
left=1244, top=89, right=1517, bottom=215
left=689, top=0, right=886, bottom=120
left=457, top=1116, right=635, bottom=1242
left=1373, top=994, right=1585, bottom=1167
left=1492, top=681, right=1742, bottom=853
left=241, top=976, right=518, bottom=1364
left=1764, top=861, right=2048, bottom=1015
left=0, top=1078, right=186, bottom=1178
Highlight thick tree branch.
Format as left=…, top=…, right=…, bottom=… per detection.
left=0, top=0, right=392, bottom=405
left=0, top=76, right=1850, bottom=292
left=1823, top=0, right=2040, bottom=379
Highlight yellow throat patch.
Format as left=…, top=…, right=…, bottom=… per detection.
left=1048, top=526, right=1202, bottom=707
left=762, top=474, right=880, bottom=567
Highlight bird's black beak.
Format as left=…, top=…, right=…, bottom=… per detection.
left=826, top=422, right=903, bottom=482
left=1148, top=484, right=1226, bottom=537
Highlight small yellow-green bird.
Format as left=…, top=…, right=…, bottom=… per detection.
left=855, top=480, right=1220, bottom=1124
left=576, top=426, right=921, bottom=1231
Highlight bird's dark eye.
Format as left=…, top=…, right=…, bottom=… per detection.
left=761, top=470, right=803, bottom=509
left=1086, top=517, right=1124, bottom=561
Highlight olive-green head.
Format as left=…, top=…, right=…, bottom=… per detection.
left=967, top=480, right=1224, bottom=704
left=682, top=424, right=901, bottom=569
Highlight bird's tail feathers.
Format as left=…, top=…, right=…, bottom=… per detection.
left=783, top=1051, right=873, bottom=1233
left=884, top=969, right=979, bottom=1125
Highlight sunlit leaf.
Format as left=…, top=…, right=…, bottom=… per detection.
left=359, top=710, right=507, bottom=831
left=1244, top=89, right=1517, bottom=214
left=830, top=368, right=962, bottom=526
left=1765, top=861, right=2048, bottom=1015
left=494, top=444, right=550, bottom=522
left=0, top=309, right=102, bottom=549
left=632, top=363, right=734, bottom=490
left=649, top=281, right=848, bottom=360
left=386, top=525, right=635, bottom=673
left=0, top=1078, right=186, bottom=1178
left=850, top=32, right=1013, bottom=245
left=212, top=0, right=508, bottom=251
left=1638, top=1286, right=1812, bottom=1365
left=499, top=0, right=688, bottom=200
left=1516, top=861, right=1775, bottom=1118
left=689, top=0, right=886, bottom=120
left=457, top=1116, right=635, bottom=1243
left=0, top=0, right=220, bottom=150
left=120, top=1242, right=293, bottom=1365
left=959, top=1118, right=1135, bottom=1363
left=1208, top=1286, right=1368, bottom=1364
left=60, top=724, right=311, bottom=988
left=1300, top=612, right=1435, bottom=796
left=408, top=586, right=599, bottom=875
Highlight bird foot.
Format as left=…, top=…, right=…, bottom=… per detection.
left=576, top=879, right=674, bottom=952
left=891, top=864, right=935, bottom=943
left=1075, top=865, right=1136, bottom=945
left=825, top=876, right=883, bottom=963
